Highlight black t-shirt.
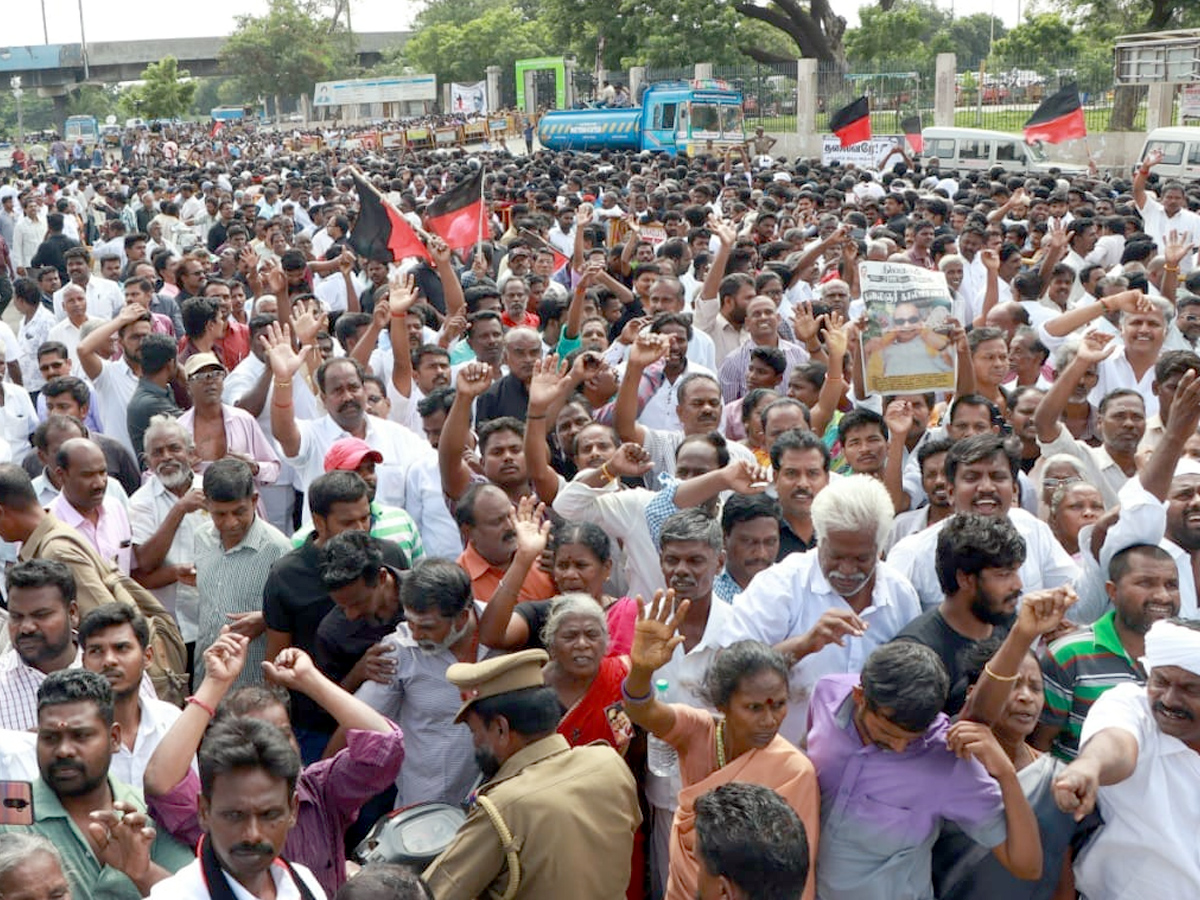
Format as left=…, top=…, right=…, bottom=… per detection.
left=264, top=536, right=409, bottom=735
left=894, top=607, right=1009, bottom=715
left=475, top=373, right=530, bottom=426
left=514, top=600, right=553, bottom=651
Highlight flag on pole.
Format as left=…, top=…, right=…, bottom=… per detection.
left=520, top=228, right=570, bottom=273
left=901, top=114, right=923, bottom=153
left=425, top=168, right=486, bottom=252
left=829, top=96, right=871, bottom=148
left=348, top=171, right=430, bottom=263
left=210, top=121, right=224, bottom=139
left=1023, top=84, right=1086, bottom=144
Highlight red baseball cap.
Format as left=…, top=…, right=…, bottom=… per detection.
left=323, top=437, right=383, bottom=472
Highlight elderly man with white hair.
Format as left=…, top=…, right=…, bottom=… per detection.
left=719, top=474, right=922, bottom=743
left=1053, top=617, right=1200, bottom=899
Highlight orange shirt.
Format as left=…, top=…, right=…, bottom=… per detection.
left=457, top=543, right=557, bottom=603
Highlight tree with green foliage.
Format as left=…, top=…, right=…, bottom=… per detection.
left=402, top=1, right=552, bottom=85
left=220, top=0, right=351, bottom=119
left=119, top=57, right=196, bottom=121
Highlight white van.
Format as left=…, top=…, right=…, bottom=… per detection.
left=1138, top=127, right=1200, bottom=179
left=920, top=127, right=1084, bottom=175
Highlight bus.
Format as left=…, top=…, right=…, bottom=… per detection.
left=64, top=115, right=99, bottom=144
left=211, top=105, right=255, bottom=122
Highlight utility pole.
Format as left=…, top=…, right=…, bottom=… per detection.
left=78, top=0, right=90, bottom=80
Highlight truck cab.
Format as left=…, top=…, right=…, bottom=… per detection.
left=645, top=81, right=744, bottom=157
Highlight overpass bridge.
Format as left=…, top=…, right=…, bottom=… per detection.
left=0, top=31, right=410, bottom=93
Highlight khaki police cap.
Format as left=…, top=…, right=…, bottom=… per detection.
left=449, top=649, right=549, bottom=723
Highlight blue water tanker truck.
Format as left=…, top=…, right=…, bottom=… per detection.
left=537, top=80, right=746, bottom=157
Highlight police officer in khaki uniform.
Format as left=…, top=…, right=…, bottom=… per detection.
left=423, top=649, right=642, bottom=900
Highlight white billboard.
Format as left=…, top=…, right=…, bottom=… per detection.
left=313, top=75, right=437, bottom=107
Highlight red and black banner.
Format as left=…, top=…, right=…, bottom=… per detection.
left=901, top=114, right=923, bottom=153
left=425, top=168, right=485, bottom=252
left=829, top=96, right=871, bottom=148
left=349, top=171, right=430, bottom=263
left=1023, top=84, right=1086, bottom=144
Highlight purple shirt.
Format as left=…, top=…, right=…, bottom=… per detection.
left=148, top=725, right=404, bottom=898
left=48, top=492, right=133, bottom=574
left=806, top=674, right=1007, bottom=900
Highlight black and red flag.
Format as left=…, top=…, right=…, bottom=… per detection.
left=1023, top=83, right=1086, bottom=144
left=901, top=114, right=923, bottom=153
left=425, top=168, right=486, bottom=252
left=829, top=96, right=871, bottom=148
left=349, top=171, right=430, bottom=262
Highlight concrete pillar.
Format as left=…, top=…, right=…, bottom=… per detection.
left=524, top=69, right=538, bottom=113
left=1147, top=83, right=1176, bottom=131
left=934, top=53, right=956, bottom=127
left=564, top=57, right=576, bottom=109
left=486, top=66, right=501, bottom=114
left=694, top=63, right=713, bottom=81
left=630, top=66, right=646, bottom=103
left=442, top=82, right=452, bottom=114
left=796, top=58, right=818, bottom=155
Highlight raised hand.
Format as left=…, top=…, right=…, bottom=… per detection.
left=454, top=361, right=494, bottom=399
left=628, top=332, right=668, bottom=369
left=511, top=494, right=551, bottom=560
left=1143, top=148, right=1164, bottom=170
left=980, top=247, right=1000, bottom=273
left=388, top=271, right=420, bottom=316
left=822, top=312, right=849, bottom=358
left=723, top=458, right=773, bottom=494
left=708, top=217, right=738, bottom=247
left=1046, top=218, right=1069, bottom=253
left=262, top=647, right=319, bottom=690
left=428, top=234, right=452, bottom=267
left=884, top=397, right=915, bottom=440
left=203, top=632, right=250, bottom=685
left=261, top=320, right=310, bottom=381
left=1164, top=229, right=1195, bottom=268
left=946, top=720, right=1016, bottom=778
left=1013, top=585, right=1078, bottom=643
left=631, top=590, right=691, bottom=675
left=88, top=801, right=157, bottom=889
left=793, top=301, right=821, bottom=345
left=1105, top=289, right=1152, bottom=316
left=528, top=354, right=567, bottom=414
left=371, top=297, right=392, bottom=332
left=605, top=442, right=654, bottom=478
left=1165, top=369, right=1200, bottom=442
left=576, top=205, right=594, bottom=227
left=617, top=315, right=649, bottom=347
left=1077, top=329, right=1116, bottom=365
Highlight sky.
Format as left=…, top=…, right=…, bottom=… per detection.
left=5, top=0, right=1025, bottom=50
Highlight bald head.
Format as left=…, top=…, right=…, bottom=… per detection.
left=55, top=438, right=108, bottom=512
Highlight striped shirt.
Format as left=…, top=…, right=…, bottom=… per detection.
left=193, top=515, right=292, bottom=689
left=1039, top=610, right=1145, bottom=760
left=291, top=500, right=424, bottom=563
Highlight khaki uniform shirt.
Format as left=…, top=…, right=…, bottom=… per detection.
left=424, top=734, right=641, bottom=900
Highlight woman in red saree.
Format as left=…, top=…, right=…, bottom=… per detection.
left=541, top=592, right=643, bottom=899
left=623, top=592, right=819, bottom=900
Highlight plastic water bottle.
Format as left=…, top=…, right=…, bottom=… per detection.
left=647, top=678, right=679, bottom=777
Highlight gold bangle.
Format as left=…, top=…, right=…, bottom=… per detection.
left=274, top=380, right=292, bottom=387
left=600, top=461, right=615, bottom=482
left=984, top=663, right=1019, bottom=683
left=1165, top=265, right=1180, bottom=274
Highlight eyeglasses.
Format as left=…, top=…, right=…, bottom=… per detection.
left=188, top=369, right=225, bottom=383
left=1042, top=476, right=1082, bottom=490
left=892, top=316, right=922, bottom=326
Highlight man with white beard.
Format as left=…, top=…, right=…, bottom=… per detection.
left=128, top=416, right=207, bottom=665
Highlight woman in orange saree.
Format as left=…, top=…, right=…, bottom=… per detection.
left=622, top=592, right=819, bottom=900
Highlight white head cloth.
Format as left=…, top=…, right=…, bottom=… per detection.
left=1141, top=619, right=1200, bottom=677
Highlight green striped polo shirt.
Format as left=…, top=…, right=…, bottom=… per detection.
left=291, top=500, right=425, bottom=563
left=1039, top=610, right=1145, bottom=761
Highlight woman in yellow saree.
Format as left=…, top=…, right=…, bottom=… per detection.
left=622, top=591, right=819, bottom=900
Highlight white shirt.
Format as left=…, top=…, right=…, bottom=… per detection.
left=52, top=276, right=124, bottom=321
left=129, top=474, right=206, bottom=644
left=638, top=362, right=718, bottom=433
left=149, top=858, right=327, bottom=900
left=0, top=382, right=36, bottom=465
left=888, top=508, right=1079, bottom=611
left=1089, top=345, right=1159, bottom=419
left=1136, top=193, right=1200, bottom=274
left=47, top=316, right=104, bottom=373
left=721, top=551, right=922, bottom=744
left=403, top=452, right=463, bottom=559
left=91, top=357, right=140, bottom=457
left=1073, top=683, right=1200, bottom=900
left=12, top=216, right=46, bottom=270
left=284, top=413, right=433, bottom=527
left=110, top=696, right=185, bottom=792
left=0, top=729, right=37, bottom=781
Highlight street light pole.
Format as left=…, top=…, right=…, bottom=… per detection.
left=41, top=0, right=49, bottom=43
left=77, top=0, right=90, bottom=80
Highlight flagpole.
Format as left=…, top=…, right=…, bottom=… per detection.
left=476, top=159, right=487, bottom=253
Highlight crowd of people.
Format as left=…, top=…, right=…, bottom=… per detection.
left=0, top=127, right=1196, bottom=900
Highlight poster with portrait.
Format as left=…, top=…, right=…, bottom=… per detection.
left=858, top=260, right=957, bottom=394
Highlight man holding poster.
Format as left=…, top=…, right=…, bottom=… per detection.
left=859, top=261, right=958, bottom=395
